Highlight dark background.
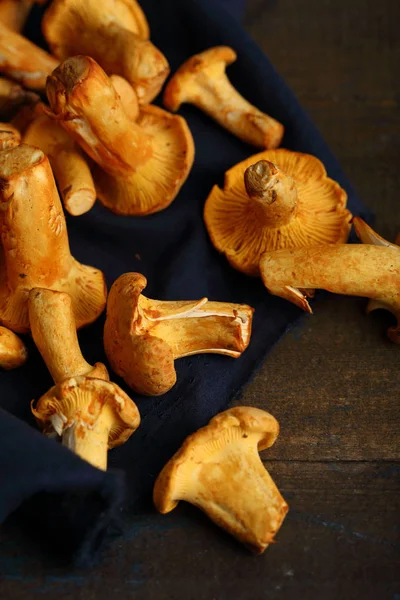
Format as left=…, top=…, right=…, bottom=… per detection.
left=1, top=0, right=399, bottom=598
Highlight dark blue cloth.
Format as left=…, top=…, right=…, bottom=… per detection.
left=1, top=0, right=371, bottom=566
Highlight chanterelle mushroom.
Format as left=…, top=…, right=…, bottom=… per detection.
left=260, top=218, right=400, bottom=343
left=0, top=76, right=39, bottom=121
left=104, top=273, right=254, bottom=396
left=0, top=21, right=58, bottom=90
left=204, top=150, right=352, bottom=276
left=0, top=122, right=20, bottom=149
left=0, top=143, right=106, bottom=333
left=46, top=56, right=194, bottom=215
left=0, top=325, right=27, bottom=369
left=154, top=406, right=288, bottom=553
left=164, top=46, right=284, bottom=149
left=0, top=0, right=45, bottom=33
left=42, top=0, right=167, bottom=104
left=23, top=114, right=96, bottom=216
left=30, top=288, right=140, bottom=470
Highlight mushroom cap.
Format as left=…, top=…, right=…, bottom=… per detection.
left=204, top=148, right=352, bottom=276
left=0, top=325, right=27, bottom=369
left=0, top=122, right=21, bottom=150
left=153, top=406, right=279, bottom=513
left=32, top=376, right=140, bottom=448
left=43, top=0, right=150, bottom=53
left=94, top=104, right=194, bottom=215
left=164, top=46, right=237, bottom=112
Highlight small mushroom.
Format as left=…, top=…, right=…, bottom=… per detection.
left=0, top=121, right=20, bottom=149
left=0, top=143, right=106, bottom=332
left=0, top=20, right=58, bottom=90
left=42, top=0, right=167, bottom=104
left=260, top=218, right=400, bottom=343
left=46, top=56, right=194, bottom=215
left=164, top=46, right=284, bottom=149
left=0, top=325, right=27, bottom=369
left=204, top=150, right=352, bottom=276
left=0, top=76, right=39, bottom=120
left=103, top=273, right=254, bottom=396
left=23, top=114, right=96, bottom=216
left=154, top=406, right=288, bottom=553
left=30, top=288, right=140, bottom=471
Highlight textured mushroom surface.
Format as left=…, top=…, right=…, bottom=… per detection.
left=204, top=149, right=352, bottom=276
left=154, top=406, right=288, bottom=553
left=0, top=144, right=106, bottom=332
left=164, top=46, right=284, bottom=149
left=0, top=325, right=27, bottom=369
left=104, top=273, right=254, bottom=396
left=0, top=76, right=39, bottom=120
left=260, top=218, right=400, bottom=343
left=0, top=122, right=20, bottom=149
left=46, top=56, right=194, bottom=215
left=42, top=0, right=167, bottom=104
left=0, top=21, right=58, bottom=89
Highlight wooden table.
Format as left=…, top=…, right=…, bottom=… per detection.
left=1, top=1, right=399, bottom=598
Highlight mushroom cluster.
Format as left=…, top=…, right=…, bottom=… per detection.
left=0, top=0, right=392, bottom=559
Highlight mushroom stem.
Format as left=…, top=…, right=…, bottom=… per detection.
left=0, top=21, right=58, bottom=90
left=23, top=114, right=96, bottom=216
left=244, top=160, right=298, bottom=227
left=46, top=56, right=152, bottom=177
left=0, top=0, right=33, bottom=32
left=260, top=241, right=400, bottom=341
left=164, top=47, right=284, bottom=149
left=62, top=404, right=113, bottom=470
left=28, top=288, right=108, bottom=383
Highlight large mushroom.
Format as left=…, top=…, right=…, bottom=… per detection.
left=46, top=56, right=194, bottom=215
left=154, top=407, right=288, bottom=553
left=104, top=273, right=254, bottom=396
left=0, top=325, right=27, bottom=369
left=204, top=150, right=352, bottom=276
left=260, top=218, right=400, bottom=343
left=30, top=288, right=140, bottom=470
left=0, top=143, right=106, bottom=332
left=0, top=20, right=58, bottom=90
left=42, top=0, right=168, bottom=104
left=164, top=46, right=284, bottom=149
left=23, top=114, right=96, bottom=216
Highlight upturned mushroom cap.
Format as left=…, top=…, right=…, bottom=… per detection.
left=154, top=407, right=287, bottom=553
left=0, top=21, right=58, bottom=90
left=0, top=144, right=106, bottom=332
left=32, top=376, right=140, bottom=447
left=0, top=122, right=21, bottom=149
left=104, top=273, right=254, bottom=396
left=204, top=149, right=352, bottom=276
left=46, top=56, right=194, bottom=215
left=42, top=0, right=167, bottom=104
left=0, top=325, right=27, bottom=369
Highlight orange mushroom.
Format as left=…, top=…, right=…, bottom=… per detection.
left=0, top=143, right=106, bottom=333
left=23, top=114, right=96, bottom=216
left=103, top=273, right=254, bottom=396
left=164, top=46, right=284, bottom=149
left=0, top=121, right=20, bottom=149
left=46, top=56, right=194, bottom=215
left=204, top=150, right=352, bottom=276
left=0, top=21, right=58, bottom=90
left=42, top=0, right=168, bottom=104
left=0, top=76, right=39, bottom=121
left=0, top=325, right=27, bottom=369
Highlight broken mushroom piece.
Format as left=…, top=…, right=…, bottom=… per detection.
left=260, top=218, right=400, bottom=343
left=0, top=144, right=106, bottom=332
left=42, top=0, right=167, bottom=104
left=32, top=376, right=140, bottom=470
left=23, top=114, right=96, bottom=216
left=0, top=122, right=20, bottom=149
left=46, top=56, right=194, bottom=215
left=0, top=325, right=27, bottom=369
left=0, top=21, right=58, bottom=90
left=0, top=76, right=39, bottom=120
left=30, top=288, right=140, bottom=470
left=154, top=406, right=288, bottom=553
left=164, top=46, right=284, bottom=149
left=104, top=273, right=254, bottom=396
left=204, top=149, right=352, bottom=276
